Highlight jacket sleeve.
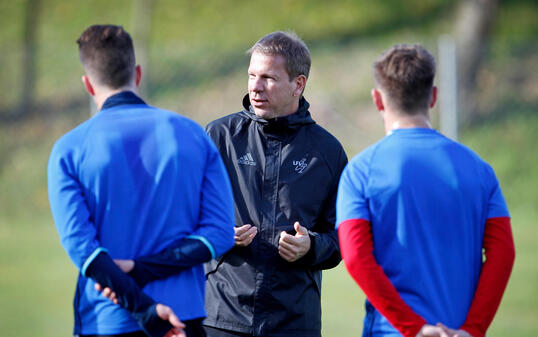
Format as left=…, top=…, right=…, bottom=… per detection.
left=460, top=217, right=515, bottom=337
left=297, top=147, right=348, bottom=270
left=123, top=137, right=235, bottom=287
left=48, top=143, right=102, bottom=273
left=187, top=139, right=235, bottom=258
left=338, top=219, right=426, bottom=337
left=47, top=144, right=172, bottom=337
left=127, top=238, right=212, bottom=287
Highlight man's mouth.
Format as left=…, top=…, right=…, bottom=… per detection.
left=251, top=99, right=267, bottom=106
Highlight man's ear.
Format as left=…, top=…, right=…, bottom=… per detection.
left=82, top=75, right=95, bottom=96
left=292, top=75, right=307, bottom=97
left=429, top=86, right=438, bottom=109
left=135, top=65, right=142, bottom=87
left=371, top=88, right=385, bottom=112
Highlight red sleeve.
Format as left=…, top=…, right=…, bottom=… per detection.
left=460, top=217, right=515, bottom=337
left=338, top=219, right=426, bottom=337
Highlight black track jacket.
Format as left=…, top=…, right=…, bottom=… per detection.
left=203, top=95, right=348, bottom=337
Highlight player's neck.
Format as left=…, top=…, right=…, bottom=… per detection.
left=384, top=110, right=432, bottom=134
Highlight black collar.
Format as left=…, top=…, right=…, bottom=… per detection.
left=241, top=94, right=315, bottom=128
left=101, top=91, right=146, bottom=111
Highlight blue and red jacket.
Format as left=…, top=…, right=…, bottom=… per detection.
left=336, top=128, right=515, bottom=337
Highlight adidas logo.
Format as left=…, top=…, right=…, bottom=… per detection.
left=238, top=153, right=256, bottom=166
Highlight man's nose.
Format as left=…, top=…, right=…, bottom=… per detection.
left=249, top=78, right=264, bottom=92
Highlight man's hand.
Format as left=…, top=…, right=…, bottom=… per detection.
left=436, top=323, right=474, bottom=337
left=95, top=283, right=119, bottom=304
left=415, top=323, right=474, bottom=337
left=278, top=222, right=311, bottom=262
left=114, top=259, right=135, bottom=273
left=155, top=303, right=186, bottom=337
left=234, top=224, right=258, bottom=246
left=94, top=284, right=186, bottom=337
left=416, top=324, right=450, bottom=337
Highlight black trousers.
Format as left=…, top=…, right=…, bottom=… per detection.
left=80, top=318, right=206, bottom=337
left=203, top=326, right=251, bottom=337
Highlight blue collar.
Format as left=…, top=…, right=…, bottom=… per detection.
left=101, top=91, right=146, bottom=111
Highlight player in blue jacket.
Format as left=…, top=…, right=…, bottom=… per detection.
left=47, top=25, right=235, bottom=337
left=336, top=44, right=515, bottom=337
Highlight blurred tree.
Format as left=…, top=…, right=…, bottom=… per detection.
left=17, top=0, right=41, bottom=119
left=455, top=0, right=498, bottom=126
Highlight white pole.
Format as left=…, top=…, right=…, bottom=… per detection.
left=438, top=35, right=458, bottom=141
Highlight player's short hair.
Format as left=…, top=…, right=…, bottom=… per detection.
left=77, top=25, right=135, bottom=89
left=373, top=44, right=436, bottom=114
left=248, top=31, right=311, bottom=80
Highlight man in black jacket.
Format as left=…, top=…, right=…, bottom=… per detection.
left=201, top=31, right=347, bottom=337
left=97, top=31, right=347, bottom=337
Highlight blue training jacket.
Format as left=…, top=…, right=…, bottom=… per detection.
left=47, top=91, right=235, bottom=335
left=336, top=128, right=509, bottom=336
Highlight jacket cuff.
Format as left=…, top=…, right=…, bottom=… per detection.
left=81, top=247, right=108, bottom=277
left=187, top=235, right=216, bottom=259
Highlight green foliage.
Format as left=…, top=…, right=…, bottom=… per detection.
left=494, top=0, right=538, bottom=47
left=0, top=0, right=453, bottom=113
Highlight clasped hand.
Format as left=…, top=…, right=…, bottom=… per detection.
left=278, top=222, right=311, bottom=262
left=417, top=323, right=474, bottom=337
left=234, top=222, right=311, bottom=262
left=94, top=260, right=185, bottom=337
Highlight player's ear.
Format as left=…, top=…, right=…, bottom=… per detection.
left=371, top=88, right=384, bottom=112
left=429, top=86, right=438, bottom=109
left=292, top=75, right=307, bottom=97
left=135, top=65, right=142, bottom=87
left=82, top=75, right=95, bottom=96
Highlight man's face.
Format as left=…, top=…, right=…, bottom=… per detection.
left=248, top=52, right=301, bottom=119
